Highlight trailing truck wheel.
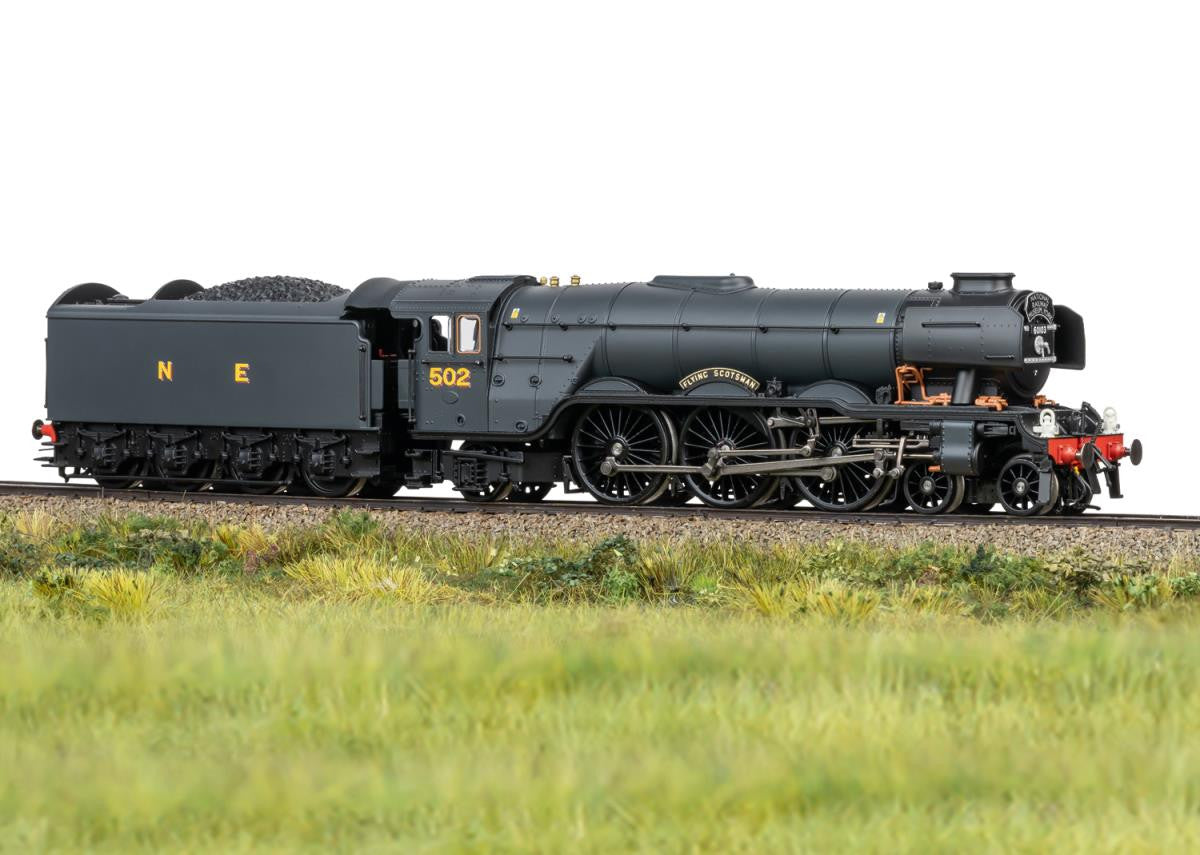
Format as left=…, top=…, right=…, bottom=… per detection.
left=680, top=408, right=779, bottom=509
left=902, top=464, right=965, bottom=515
left=457, top=443, right=514, bottom=503
left=508, top=483, right=553, bottom=502
left=571, top=405, right=673, bottom=505
left=996, top=455, right=1060, bottom=516
left=792, top=423, right=887, bottom=512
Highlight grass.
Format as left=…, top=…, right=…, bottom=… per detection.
left=0, top=509, right=1199, bottom=851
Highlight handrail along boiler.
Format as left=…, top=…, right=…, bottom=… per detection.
left=31, top=271, right=1141, bottom=515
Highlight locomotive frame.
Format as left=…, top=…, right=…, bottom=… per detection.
left=32, top=272, right=1141, bottom=516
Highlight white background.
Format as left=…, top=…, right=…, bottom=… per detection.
left=0, top=1, right=1194, bottom=513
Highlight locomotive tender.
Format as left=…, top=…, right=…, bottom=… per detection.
left=32, top=272, right=1142, bottom=516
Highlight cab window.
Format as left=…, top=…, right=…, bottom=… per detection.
left=456, top=314, right=481, bottom=355
left=429, top=315, right=451, bottom=352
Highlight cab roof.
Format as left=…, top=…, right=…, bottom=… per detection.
left=347, top=276, right=536, bottom=316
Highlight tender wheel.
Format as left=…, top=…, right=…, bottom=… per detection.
left=996, top=455, right=1060, bottom=516
left=229, top=461, right=292, bottom=495
left=456, top=443, right=513, bottom=503
left=92, top=458, right=148, bottom=490
left=571, top=405, right=673, bottom=505
left=296, top=434, right=366, bottom=498
left=297, top=471, right=366, bottom=498
left=792, top=423, right=887, bottom=512
left=509, top=482, right=552, bottom=502
left=151, top=458, right=217, bottom=492
left=902, top=464, right=965, bottom=515
left=680, top=408, right=779, bottom=509
left=238, top=463, right=292, bottom=495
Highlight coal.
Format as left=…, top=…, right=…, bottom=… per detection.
left=186, top=276, right=348, bottom=303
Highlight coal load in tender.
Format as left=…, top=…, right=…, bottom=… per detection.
left=185, top=276, right=348, bottom=302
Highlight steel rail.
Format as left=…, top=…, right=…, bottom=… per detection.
left=0, top=480, right=1196, bottom=530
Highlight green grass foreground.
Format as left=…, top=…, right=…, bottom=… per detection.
left=2, top=510, right=1199, bottom=852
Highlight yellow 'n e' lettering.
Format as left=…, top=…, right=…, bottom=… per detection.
left=234, top=363, right=250, bottom=384
left=157, top=360, right=173, bottom=382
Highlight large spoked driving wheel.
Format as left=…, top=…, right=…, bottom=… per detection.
left=793, top=423, right=886, bottom=512
left=571, top=405, right=673, bottom=505
left=902, top=464, right=965, bottom=515
left=680, top=408, right=779, bottom=509
left=996, top=455, right=1060, bottom=516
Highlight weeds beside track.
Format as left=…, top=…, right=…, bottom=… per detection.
left=2, top=508, right=1200, bottom=851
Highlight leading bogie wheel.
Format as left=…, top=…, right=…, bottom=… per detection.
left=902, top=464, right=966, bottom=515
left=680, top=408, right=779, bottom=509
left=996, top=455, right=1060, bottom=516
left=571, top=405, right=673, bottom=505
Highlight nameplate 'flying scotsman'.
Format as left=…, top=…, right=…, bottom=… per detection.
left=31, top=272, right=1141, bottom=516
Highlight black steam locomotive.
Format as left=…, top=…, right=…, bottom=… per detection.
left=32, top=272, right=1141, bottom=516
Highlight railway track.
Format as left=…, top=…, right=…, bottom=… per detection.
left=1, top=481, right=1196, bottom=531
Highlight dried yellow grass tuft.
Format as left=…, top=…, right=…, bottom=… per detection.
left=283, top=554, right=448, bottom=604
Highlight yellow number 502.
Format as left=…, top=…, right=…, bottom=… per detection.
left=429, top=366, right=471, bottom=388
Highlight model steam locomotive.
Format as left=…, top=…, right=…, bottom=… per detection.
left=31, top=272, right=1142, bottom=516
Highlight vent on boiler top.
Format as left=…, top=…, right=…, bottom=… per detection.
left=649, top=275, right=756, bottom=293
left=950, top=272, right=1015, bottom=294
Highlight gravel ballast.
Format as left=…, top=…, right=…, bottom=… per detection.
left=1, top=494, right=1196, bottom=565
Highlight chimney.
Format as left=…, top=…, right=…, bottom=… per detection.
left=951, top=272, right=1014, bottom=294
